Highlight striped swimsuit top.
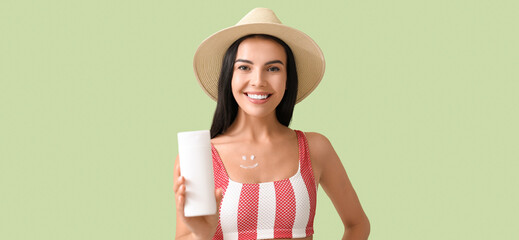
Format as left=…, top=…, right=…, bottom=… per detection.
left=211, top=130, right=317, bottom=240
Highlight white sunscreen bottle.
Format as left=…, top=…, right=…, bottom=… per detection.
left=177, top=130, right=216, bottom=217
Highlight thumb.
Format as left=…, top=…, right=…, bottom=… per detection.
left=215, top=188, right=223, bottom=209
left=208, top=188, right=223, bottom=222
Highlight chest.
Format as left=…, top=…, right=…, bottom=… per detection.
left=213, top=141, right=300, bottom=184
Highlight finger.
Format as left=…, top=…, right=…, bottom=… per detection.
left=181, top=183, right=185, bottom=192
left=175, top=160, right=181, bottom=176
left=214, top=188, right=223, bottom=216
left=174, top=183, right=185, bottom=203
left=173, top=155, right=182, bottom=191
left=208, top=188, right=223, bottom=223
left=173, top=176, right=178, bottom=192
left=177, top=184, right=186, bottom=197
left=215, top=188, right=223, bottom=207
left=176, top=187, right=185, bottom=218
left=173, top=176, right=184, bottom=192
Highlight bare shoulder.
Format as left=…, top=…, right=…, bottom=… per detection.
left=303, top=131, right=338, bottom=184
left=304, top=131, right=334, bottom=155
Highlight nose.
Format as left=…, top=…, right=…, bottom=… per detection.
left=250, top=69, right=266, bottom=87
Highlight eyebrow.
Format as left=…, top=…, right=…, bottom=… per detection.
left=235, top=59, right=284, bottom=66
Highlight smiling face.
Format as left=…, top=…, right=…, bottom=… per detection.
left=231, top=37, right=288, bottom=118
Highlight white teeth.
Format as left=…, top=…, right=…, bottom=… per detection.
left=247, top=94, right=269, bottom=100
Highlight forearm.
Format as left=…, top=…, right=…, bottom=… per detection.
left=342, top=221, right=371, bottom=240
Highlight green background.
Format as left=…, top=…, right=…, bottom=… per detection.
left=1, top=0, right=518, bottom=239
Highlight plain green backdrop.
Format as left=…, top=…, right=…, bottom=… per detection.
left=1, top=0, right=518, bottom=239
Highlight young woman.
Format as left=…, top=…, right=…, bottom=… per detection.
left=173, top=8, right=370, bottom=240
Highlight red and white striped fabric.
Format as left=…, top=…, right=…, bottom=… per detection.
left=211, top=130, right=317, bottom=240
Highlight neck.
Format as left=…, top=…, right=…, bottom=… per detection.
left=224, top=109, right=288, bottom=143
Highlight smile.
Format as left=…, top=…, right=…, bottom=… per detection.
left=247, top=93, right=270, bottom=100
left=244, top=92, right=272, bottom=104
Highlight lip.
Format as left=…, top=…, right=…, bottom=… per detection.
left=243, top=92, right=272, bottom=104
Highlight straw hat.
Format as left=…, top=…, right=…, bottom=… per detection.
left=193, top=7, right=325, bottom=104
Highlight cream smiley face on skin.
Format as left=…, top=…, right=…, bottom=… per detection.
left=231, top=37, right=287, bottom=118
left=240, top=155, right=258, bottom=169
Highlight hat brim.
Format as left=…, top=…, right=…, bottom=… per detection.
left=193, top=23, right=325, bottom=104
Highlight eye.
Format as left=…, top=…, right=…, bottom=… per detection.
left=267, top=66, right=280, bottom=72
left=237, top=65, right=250, bottom=71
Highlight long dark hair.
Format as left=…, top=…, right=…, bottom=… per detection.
left=209, top=34, right=298, bottom=139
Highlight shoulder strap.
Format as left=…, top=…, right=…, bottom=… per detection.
left=295, top=130, right=313, bottom=178
left=211, top=144, right=230, bottom=190
left=295, top=130, right=318, bottom=233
